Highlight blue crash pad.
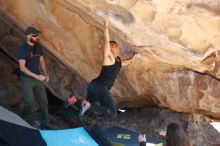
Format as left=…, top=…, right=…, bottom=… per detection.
left=40, top=127, right=99, bottom=146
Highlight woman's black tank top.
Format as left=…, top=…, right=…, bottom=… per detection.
left=93, top=56, right=122, bottom=89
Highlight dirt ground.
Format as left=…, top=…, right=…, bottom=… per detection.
left=3, top=95, right=220, bottom=146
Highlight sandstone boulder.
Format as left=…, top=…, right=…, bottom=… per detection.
left=1, top=0, right=220, bottom=118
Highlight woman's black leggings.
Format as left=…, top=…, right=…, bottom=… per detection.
left=86, top=81, right=117, bottom=118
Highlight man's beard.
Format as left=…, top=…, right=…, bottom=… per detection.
left=29, top=38, right=39, bottom=44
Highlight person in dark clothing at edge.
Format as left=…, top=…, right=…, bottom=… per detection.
left=17, top=27, right=50, bottom=129
left=71, top=16, right=137, bottom=118
left=138, top=123, right=191, bottom=146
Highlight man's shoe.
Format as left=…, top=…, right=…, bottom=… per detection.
left=40, top=124, right=51, bottom=130
left=40, top=124, right=58, bottom=130
left=40, top=122, right=58, bottom=130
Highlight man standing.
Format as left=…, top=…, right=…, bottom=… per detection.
left=18, top=27, right=49, bottom=128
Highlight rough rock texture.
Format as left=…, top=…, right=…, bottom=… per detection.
left=1, top=0, right=220, bottom=119
left=0, top=50, right=21, bottom=104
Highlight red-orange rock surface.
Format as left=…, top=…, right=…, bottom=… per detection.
left=1, top=0, right=220, bottom=118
